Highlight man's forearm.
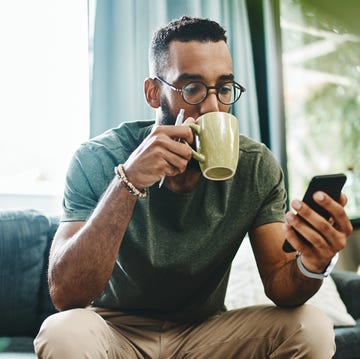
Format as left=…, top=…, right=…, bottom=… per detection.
left=264, top=257, right=323, bottom=307
left=49, top=177, right=138, bottom=311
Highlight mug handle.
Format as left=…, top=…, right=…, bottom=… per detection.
left=187, top=123, right=205, bottom=163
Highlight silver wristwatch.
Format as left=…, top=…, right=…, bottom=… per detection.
left=296, top=252, right=339, bottom=280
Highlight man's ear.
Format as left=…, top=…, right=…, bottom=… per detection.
left=144, top=78, right=161, bottom=108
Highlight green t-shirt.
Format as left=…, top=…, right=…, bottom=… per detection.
left=62, top=120, right=286, bottom=322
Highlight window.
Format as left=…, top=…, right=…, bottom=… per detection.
left=0, top=0, right=89, bottom=213
left=280, top=0, right=360, bottom=219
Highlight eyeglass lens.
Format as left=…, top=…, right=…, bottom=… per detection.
left=182, top=82, right=242, bottom=105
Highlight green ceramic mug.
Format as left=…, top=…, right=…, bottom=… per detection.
left=188, top=112, right=239, bottom=181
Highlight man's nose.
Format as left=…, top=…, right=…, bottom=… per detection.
left=199, top=90, right=220, bottom=114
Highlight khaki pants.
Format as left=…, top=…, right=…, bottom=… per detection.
left=34, top=304, right=335, bottom=359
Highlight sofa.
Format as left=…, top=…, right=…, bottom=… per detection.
left=0, top=210, right=58, bottom=358
left=0, top=209, right=359, bottom=358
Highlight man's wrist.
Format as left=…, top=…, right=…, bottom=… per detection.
left=296, top=252, right=339, bottom=280
left=114, top=165, right=147, bottom=198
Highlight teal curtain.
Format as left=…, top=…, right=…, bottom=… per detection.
left=89, top=0, right=260, bottom=141
left=263, top=0, right=287, bottom=178
left=245, top=0, right=287, bottom=171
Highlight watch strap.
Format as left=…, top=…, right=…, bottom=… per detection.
left=296, top=252, right=339, bottom=279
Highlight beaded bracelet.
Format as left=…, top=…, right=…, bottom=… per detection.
left=114, top=164, right=147, bottom=198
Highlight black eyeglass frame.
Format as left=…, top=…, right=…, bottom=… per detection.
left=154, top=76, right=246, bottom=105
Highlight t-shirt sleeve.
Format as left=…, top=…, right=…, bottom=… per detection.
left=61, top=145, right=111, bottom=222
left=251, top=145, right=287, bottom=229
left=59, top=121, right=154, bottom=222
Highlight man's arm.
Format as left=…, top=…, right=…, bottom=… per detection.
left=49, top=125, right=194, bottom=311
left=250, top=222, right=323, bottom=306
left=250, top=192, right=353, bottom=306
left=49, top=181, right=138, bottom=311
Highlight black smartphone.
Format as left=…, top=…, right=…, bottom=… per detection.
left=282, top=173, right=347, bottom=253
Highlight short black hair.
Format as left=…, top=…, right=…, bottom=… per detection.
left=149, top=16, right=227, bottom=77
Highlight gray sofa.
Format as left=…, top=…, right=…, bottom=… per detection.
left=0, top=209, right=359, bottom=358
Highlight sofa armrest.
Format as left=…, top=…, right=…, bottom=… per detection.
left=331, top=270, right=360, bottom=319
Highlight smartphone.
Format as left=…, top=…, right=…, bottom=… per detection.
left=282, top=173, right=347, bottom=253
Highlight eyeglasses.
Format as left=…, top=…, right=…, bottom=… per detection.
left=155, top=76, right=246, bottom=105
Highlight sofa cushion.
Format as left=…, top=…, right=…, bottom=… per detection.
left=0, top=210, right=50, bottom=336
left=334, top=319, right=360, bottom=359
left=331, top=271, right=360, bottom=319
left=0, top=336, right=36, bottom=356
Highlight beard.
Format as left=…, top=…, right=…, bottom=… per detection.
left=159, top=95, right=176, bottom=125
left=159, top=96, right=200, bottom=171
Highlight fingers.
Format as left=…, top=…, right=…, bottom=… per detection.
left=157, top=123, right=195, bottom=144
left=183, top=116, right=196, bottom=125
left=287, top=192, right=352, bottom=241
left=150, top=126, right=194, bottom=165
left=284, top=210, right=335, bottom=252
left=311, top=192, right=353, bottom=237
left=122, top=124, right=195, bottom=188
left=283, top=191, right=353, bottom=272
left=339, top=192, right=348, bottom=207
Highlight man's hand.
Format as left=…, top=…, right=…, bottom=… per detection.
left=283, top=192, right=353, bottom=274
left=123, top=123, right=195, bottom=189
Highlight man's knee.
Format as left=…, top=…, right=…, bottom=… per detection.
left=36, top=308, right=106, bottom=340
left=275, top=304, right=335, bottom=358
left=34, top=308, right=112, bottom=358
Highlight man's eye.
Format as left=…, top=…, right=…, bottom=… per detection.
left=218, top=84, right=232, bottom=94
left=183, top=83, right=203, bottom=95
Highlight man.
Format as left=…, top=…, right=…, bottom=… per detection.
left=34, top=16, right=352, bottom=358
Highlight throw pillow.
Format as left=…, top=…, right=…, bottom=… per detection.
left=225, top=237, right=356, bottom=327
left=0, top=210, right=50, bottom=336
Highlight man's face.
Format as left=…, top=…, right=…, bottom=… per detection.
left=158, top=40, right=233, bottom=125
